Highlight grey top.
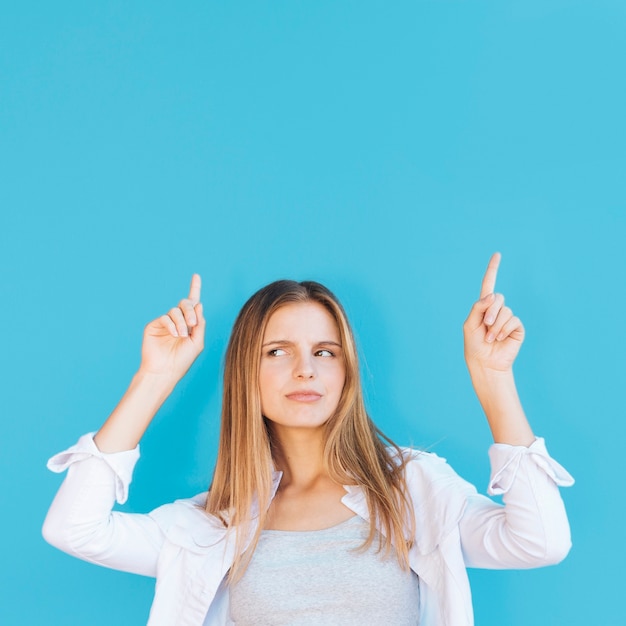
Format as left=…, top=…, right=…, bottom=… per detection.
left=228, top=515, right=420, bottom=625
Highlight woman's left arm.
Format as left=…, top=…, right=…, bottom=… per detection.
left=463, top=252, right=534, bottom=446
left=458, top=253, right=574, bottom=568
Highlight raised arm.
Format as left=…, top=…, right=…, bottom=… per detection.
left=457, top=255, right=573, bottom=568
left=463, top=253, right=535, bottom=446
left=94, top=274, right=206, bottom=452
left=42, top=275, right=206, bottom=575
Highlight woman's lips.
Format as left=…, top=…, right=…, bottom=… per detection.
left=286, top=392, right=322, bottom=402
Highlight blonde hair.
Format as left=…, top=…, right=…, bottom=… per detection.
left=206, top=280, right=415, bottom=581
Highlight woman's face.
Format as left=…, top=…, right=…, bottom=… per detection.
left=259, top=301, right=346, bottom=433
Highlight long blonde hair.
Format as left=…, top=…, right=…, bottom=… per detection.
left=206, top=280, right=415, bottom=581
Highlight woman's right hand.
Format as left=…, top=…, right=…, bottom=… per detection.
left=93, top=275, right=206, bottom=453
left=139, top=274, right=206, bottom=382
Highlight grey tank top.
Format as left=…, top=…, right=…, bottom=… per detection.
left=228, top=515, right=420, bottom=625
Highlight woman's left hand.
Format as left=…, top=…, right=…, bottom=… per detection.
left=463, top=253, right=525, bottom=374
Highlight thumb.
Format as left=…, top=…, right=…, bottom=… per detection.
left=191, top=302, right=206, bottom=343
left=465, top=293, right=494, bottom=331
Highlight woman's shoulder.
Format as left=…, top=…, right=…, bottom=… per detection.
left=148, top=492, right=225, bottom=535
left=389, top=446, right=478, bottom=498
left=389, top=445, right=453, bottom=469
left=388, top=447, right=479, bottom=553
left=139, top=492, right=234, bottom=557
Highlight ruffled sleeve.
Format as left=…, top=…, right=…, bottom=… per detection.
left=47, top=432, right=140, bottom=504
left=487, top=437, right=574, bottom=496
left=43, top=432, right=166, bottom=578
left=459, top=436, right=574, bottom=569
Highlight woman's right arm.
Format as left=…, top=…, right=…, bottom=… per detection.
left=95, top=273, right=205, bottom=452
left=42, top=275, right=206, bottom=575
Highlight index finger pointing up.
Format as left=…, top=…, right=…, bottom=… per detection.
left=188, top=273, right=202, bottom=304
left=479, top=252, right=501, bottom=298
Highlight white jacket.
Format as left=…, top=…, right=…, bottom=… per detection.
left=43, top=434, right=574, bottom=625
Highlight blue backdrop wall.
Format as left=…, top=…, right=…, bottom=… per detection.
left=1, top=1, right=624, bottom=624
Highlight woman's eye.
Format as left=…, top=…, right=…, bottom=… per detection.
left=268, top=348, right=287, bottom=357
left=315, top=349, right=334, bottom=357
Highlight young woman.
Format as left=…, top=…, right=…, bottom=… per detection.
left=43, top=253, right=574, bottom=626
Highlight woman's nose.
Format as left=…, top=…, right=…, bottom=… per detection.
left=294, top=354, right=315, bottom=379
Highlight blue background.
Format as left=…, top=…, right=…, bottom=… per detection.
left=1, top=1, right=624, bottom=624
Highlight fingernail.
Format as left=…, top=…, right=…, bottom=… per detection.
left=485, top=316, right=494, bottom=325
left=486, top=333, right=494, bottom=343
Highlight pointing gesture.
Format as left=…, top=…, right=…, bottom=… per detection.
left=93, top=274, right=207, bottom=453
left=479, top=252, right=501, bottom=300
left=188, top=273, right=202, bottom=306
left=140, top=274, right=206, bottom=381
left=464, top=253, right=525, bottom=373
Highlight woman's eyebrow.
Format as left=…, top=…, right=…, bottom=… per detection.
left=261, top=339, right=342, bottom=348
left=261, top=339, right=293, bottom=348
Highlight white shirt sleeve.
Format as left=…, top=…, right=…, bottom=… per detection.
left=42, top=433, right=165, bottom=578
left=459, top=437, right=574, bottom=569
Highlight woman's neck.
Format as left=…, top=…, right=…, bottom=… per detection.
left=270, top=425, right=327, bottom=489
left=265, top=424, right=352, bottom=531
